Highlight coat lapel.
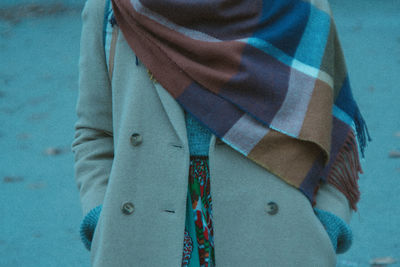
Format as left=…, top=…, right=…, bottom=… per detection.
left=153, top=82, right=188, bottom=146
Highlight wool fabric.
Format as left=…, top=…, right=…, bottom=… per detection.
left=110, top=0, right=370, bottom=210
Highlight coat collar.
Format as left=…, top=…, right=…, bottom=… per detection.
left=153, top=81, right=218, bottom=152
left=153, top=82, right=188, bottom=146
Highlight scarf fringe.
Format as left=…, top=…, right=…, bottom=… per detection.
left=354, top=107, right=372, bottom=157
left=326, top=130, right=362, bottom=210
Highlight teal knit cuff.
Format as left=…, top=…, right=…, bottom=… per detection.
left=314, top=208, right=353, bottom=254
left=80, top=205, right=102, bottom=251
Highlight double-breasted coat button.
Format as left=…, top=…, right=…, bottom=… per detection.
left=130, top=133, right=142, bottom=146
left=266, top=202, right=279, bottom=215
left=121, top=202, right=135, bottom=215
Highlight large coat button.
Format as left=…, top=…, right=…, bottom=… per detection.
left=266, top=202, right=279, bottom=215
left=130, top=133, right=142, bottom=146
left=121, top=202, right=135, bottom=215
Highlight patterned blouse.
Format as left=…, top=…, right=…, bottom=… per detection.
left=182, top=112, right=215, bottom=267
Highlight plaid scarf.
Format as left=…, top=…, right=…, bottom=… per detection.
left=111, top=0, right=370, bottom=210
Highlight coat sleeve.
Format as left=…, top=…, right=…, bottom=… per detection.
left=314, top=183, right=352, bottom=224
left=71, top=0, right=113, bottom=216
left=314, top=182, right=353, bottom=253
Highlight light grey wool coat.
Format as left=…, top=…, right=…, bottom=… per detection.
left=72, top=0, right=353, bottom=266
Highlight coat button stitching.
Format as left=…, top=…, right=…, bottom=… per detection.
left=266, top=202, right=279, bottom=215
left=121, top=202, right=135, bottom=215
left=130, top=133, right=142, bottom=146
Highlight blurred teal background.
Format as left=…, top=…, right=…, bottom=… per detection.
left=0, top=0, right=399, bottom=266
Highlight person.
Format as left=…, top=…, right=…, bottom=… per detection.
left=72, top=0, right=369, bottom=266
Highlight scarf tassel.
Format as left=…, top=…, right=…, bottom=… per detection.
left=326, top=130, right=362, bottom=210
left=354, top=107, right=372, bottom=157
